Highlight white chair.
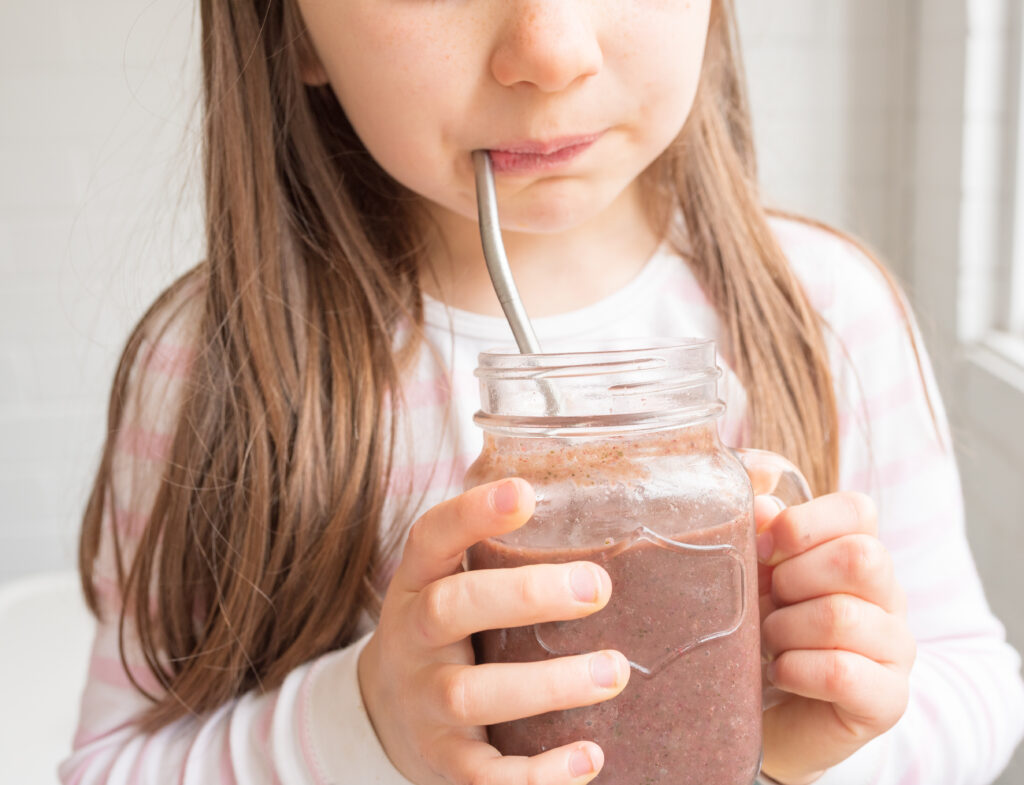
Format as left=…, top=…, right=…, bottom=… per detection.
left=0, top=571, right=96, bottom=785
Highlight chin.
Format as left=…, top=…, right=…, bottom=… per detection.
left=499, top=182, right=620, bottom=235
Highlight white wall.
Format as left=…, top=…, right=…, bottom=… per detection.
left=0, top=0, right=202, bottom=581
left=738, top=0, right=912, bottom=276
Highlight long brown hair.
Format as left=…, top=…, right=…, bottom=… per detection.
left=80, top=0, right=868, bottom=731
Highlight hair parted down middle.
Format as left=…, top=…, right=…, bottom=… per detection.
left=78, top=0, right=915, bottom=732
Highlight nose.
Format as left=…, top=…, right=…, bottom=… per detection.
left=489, top=1, right=603, bottom=93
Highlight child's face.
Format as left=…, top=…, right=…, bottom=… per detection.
left=297, top=0, right=712, bottom=234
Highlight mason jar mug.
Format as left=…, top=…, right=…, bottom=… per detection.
left=464, top=340, right=809, bottom=785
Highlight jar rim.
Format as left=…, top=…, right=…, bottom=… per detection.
left=477, top=336, right=710, bottom=361
left=472, top=406, right=725, bottom=438
left=475, top=338, right=716, bottom=381
left=473, top=338, right=723, bottom=431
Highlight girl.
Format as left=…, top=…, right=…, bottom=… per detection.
left=62, top=1, right=1024, bottom=784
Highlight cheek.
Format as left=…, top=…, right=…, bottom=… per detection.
left=308, top=9, right=472, bottom=189
left=613, top=0, right=711, bottom=139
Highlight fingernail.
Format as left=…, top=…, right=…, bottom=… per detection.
left=766, top=660, right=778, bottom=685
left=757, top=530, right=774, bottom=561
left=570, top=565, right=599, bottom=603
left=590, top=652, right=620, bottom=688
left=767, top=495, right=785, bottom=515
left=569, top=748, right=596, bottom=777
left=491, top=480, right=519, bottom=515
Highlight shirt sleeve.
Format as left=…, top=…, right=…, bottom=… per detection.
left=807, top=236, right=1024, bottom=785
left=59, top=293, right=414, bottom=785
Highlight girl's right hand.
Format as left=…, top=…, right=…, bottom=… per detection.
left=357, top=478, right=629, bottom=785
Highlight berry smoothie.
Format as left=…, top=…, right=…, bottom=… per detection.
left=465, top=430, right=761, bottom=785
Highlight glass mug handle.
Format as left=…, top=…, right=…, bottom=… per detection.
left=729, top=447, right=812, bottom=712
left=729, top=447, right=812, bottom=508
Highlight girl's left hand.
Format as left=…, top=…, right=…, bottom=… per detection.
left=754, top=491, right=916, bottom=785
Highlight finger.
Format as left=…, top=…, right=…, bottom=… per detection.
left=438, top=736, right=605, bottom=785
left=754, top=495, right=785, bottom=596
left=395, top=479, right=536, bottom=592
left=744, top=456, right=784, bottom=496
left=414, top=562, right=611, bottom=648
left=762, top=594, right=916, bottom=666
left=427, top=651, right=630, bottom=727
left=753, top=494, right=785, bottom=534
left=767, top=649, right=910, bottom=733
left=770, top=534, right=903, bottom=613
left=758, top=491, right=877, bottom=567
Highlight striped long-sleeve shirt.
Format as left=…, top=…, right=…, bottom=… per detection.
left=60, top=217, right=1024, bottom=784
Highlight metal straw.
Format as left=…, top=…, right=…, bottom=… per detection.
left=472, top=150, right=543, bottom=354
left=472, top=150, right=561, bottom=415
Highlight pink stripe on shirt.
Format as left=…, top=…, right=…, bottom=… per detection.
left=901, top=567, right=977, bottom=612
left=897, top=689, right=947, bottom=785
left=90, top=654, right=165, bottom=696
left=141, top=341, right=194, bottom=379
left=926, top=647, right=997, bottom=764
left=257, top=693, right=284, bottom=785
left=668, top=272, right=709, bottom=305
left=116, top=426, right=173, bottom=463
left=836, top=304, right=905, bottom=355
left=396, top=375, right=453, bottom=410
left=844, top=445, right=944, bottom=493
left=297, top=662, right=328, bottom=785
left=389, top=454, right=473, bottom=495
left=113, top=507, right=149, bottom=540
left=882, top=510, right=952, bottom=552
left=219, top=724, right=239, bottom=785
left=838, top=372, right=923, bottom=437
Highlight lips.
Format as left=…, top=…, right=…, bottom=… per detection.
left=486, top=133, right=602, bottom=174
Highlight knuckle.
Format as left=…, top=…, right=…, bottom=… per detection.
left=439, top=669, right=471, bottom=724
left=452, top=489, right=477, bottom=523
left=821, top=594, right=859, bottom=636
left=840, top=535, right=888, bottom=585
left=518, top=567, right=546, bottom=609
left=824, top=653, right=856, bottom=697
left=419, top=580, right=457, bottom=642
left=779, top=506, right=814, bottom=553
left=405, top=518, right=429, bottom=556
left=840, top=491, right=877, bottom=532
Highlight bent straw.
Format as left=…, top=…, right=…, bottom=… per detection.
left=472, top=150, right=561, bottom=415
left=472, top=150, right=543, bottom=354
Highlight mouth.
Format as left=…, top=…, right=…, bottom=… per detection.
left=486, top=133, right=602, bottom=174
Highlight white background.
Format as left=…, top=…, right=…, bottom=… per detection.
left=1, top=0, right=1022, bottom=782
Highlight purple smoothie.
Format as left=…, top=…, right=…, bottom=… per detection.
left=468, top=341, right=762, bottom=782
left=469, top=512, right=760, bottom=785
